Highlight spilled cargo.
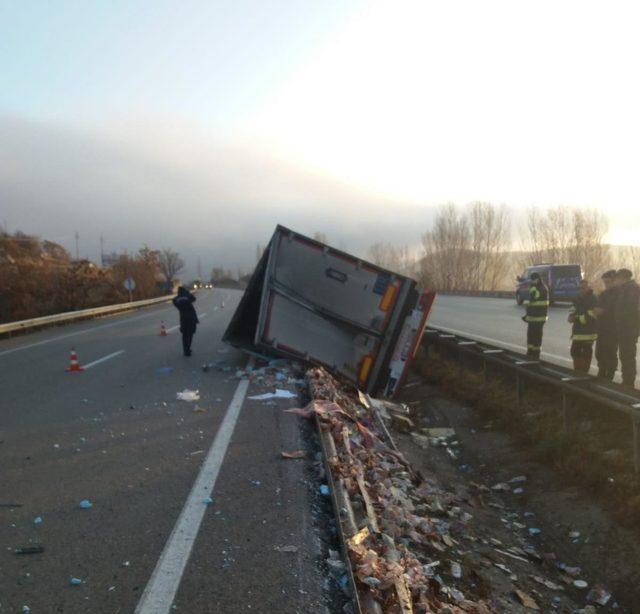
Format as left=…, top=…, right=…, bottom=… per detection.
left=223, top=226, right=435, bottom=397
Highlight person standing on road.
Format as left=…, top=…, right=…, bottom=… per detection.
left=614, top=268, right=640, bottom=388
left=523, top=272, right=549, bottom=359
left=172, top=286, right=199, bottom=357
left=594, top=270, right=619, bottom=380
left=568, top=280, right=598, bottom=374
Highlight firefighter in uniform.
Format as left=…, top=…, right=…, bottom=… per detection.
left=615, top=268, right=640, bottom=388
left=523, top=272, right=549, bottom=359
left=594, top=270, right=618, bottom=380
left=568, top=280, right=598, bottom=373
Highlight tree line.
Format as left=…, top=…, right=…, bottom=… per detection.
left=0, top=231, right=185, bottom=323
left=368, top=203, right=638, bottom=292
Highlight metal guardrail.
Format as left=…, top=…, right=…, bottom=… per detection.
left=0, top=295, right=173, bottom=337
left=439, top=290, right=514, bottom=299
left=423, top=326, right=640, bottom=472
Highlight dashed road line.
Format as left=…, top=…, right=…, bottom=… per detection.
left=83, top=350, right=126, bottom=369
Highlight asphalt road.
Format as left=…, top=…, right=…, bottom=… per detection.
left=0, top=289, right=327, bottom=614
left=429, top=294, right=640, bottom=378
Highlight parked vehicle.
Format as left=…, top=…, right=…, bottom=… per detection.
left=223, top=225, right=436, bottom=397
left=516, top=264, right=583, bottom=305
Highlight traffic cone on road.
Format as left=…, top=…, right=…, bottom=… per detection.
left=160, top=321, right=167, bottom=336
left=66, top=348, right=84, bottom=372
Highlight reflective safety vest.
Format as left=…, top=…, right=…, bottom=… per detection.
left=570, top=291, right=598, bottom=342
left=524, top=282, right=549, bottom=323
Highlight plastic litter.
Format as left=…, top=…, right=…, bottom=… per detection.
left=573, top=579, right=588, bottom=589
left=319, top=484, right=330, bottom=497
left=155, top=367, right=173, bottom=375
left=248, top=389, right=297, bottom=401
left=22, top=607, right=30, bottom=613
left=586, top=585, right=611, bottom=606
left=509, top=475, right=527, bottom=483
left=70, top=577, right=82, bottom=585
left=528, top=527, right=541, bottom=536
left=192, top=406, right=207, bottom=413
left=203, top=497, right=213, bottom=505
left=450, top=561, right=462, bottom=578
left=34, top=516, right=42, bottom=525
left=176, top=389, right=200, bottom=402
left=79, top=499, right=93, bottom=509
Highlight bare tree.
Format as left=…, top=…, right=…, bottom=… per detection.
left=421, top=204, right=470, bottom=291
left=522, top=206, right=611, bottom=279
left=467, top=202, right=511, bottom=291
left=158, top=248, right=185, bottom=286
left=367, top=242, right=416, bottom=274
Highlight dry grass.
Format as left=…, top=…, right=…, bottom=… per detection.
left=414, top=346, right=640, bottom=525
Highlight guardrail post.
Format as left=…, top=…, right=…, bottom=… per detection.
left=562, top=390, right=569, bottom=433
left=633, top=415, right=640, bottom=474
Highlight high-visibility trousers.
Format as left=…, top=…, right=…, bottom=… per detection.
left=526, top=321, right=544, bottom=358
left=571, top=340, right=594, bottom=374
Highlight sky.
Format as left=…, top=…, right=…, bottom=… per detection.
left=1, top=0, right=639, bottom=276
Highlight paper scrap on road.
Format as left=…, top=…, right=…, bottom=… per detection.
left=177, top=389, right=200, bottom=402
left=281, top=450, right=305, bottom=459
left=248, top=389, right=297, bottom=400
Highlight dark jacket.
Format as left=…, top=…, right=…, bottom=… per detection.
left=524, top=281, right=549, bottom=323
left=615, top=280, right=640, bottom=337
left=570, top=290, right=598, bottom=341
left=596, top=287, right=618, bottom=336
left=173, top=288, right=199, bottom=333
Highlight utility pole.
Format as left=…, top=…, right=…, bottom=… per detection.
left=100, top=235, right=105, bottom=267
left=75, top=231, right=80, bottom=261
left=197, top=257, right=202, bottom=281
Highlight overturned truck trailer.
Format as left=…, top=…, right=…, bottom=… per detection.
left=223, top=226, right=435, bottom=397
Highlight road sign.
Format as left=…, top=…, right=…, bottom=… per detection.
left=123, top=278, right=136, bottom=291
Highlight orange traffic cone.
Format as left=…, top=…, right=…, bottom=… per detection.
left=160, top=321, right=167, bottom=336
left=66, top=348, right=84, bottom=372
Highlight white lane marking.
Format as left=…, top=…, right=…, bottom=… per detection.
left=431, top=325, right=572, bottom=366
left=166, top=313, right=207, bottom=334
left=83, top=350, right=125, bottom=370
left=135, top=358, right=254, bottom=614
left=0, top=308, right=170, bottom=359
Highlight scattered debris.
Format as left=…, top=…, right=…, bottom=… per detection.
left=70, top=577, right=82, bottom=586
left=79, top=499, right=93, bottom=509
left=15, top=546, right=45, bottom=555
left=176, top=389, right=200, bottom=402
left=203, top=497, right=213, bottom=505
left=281, top=450, right=305, bottom=459
left=247, top=389, right=297, bottom=401
left=319, top=484, right=330, bottom=497
left=192, top=406, right=207, bottom=413
left=33, top=516, right=42, bottom=525
left=514, top=588, right=539, bottom=610
left=586, top=585, right=611, bottom=605
left=0, top=502, right=23, bottom=508
left=155, top=367, right=173, bottom=375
